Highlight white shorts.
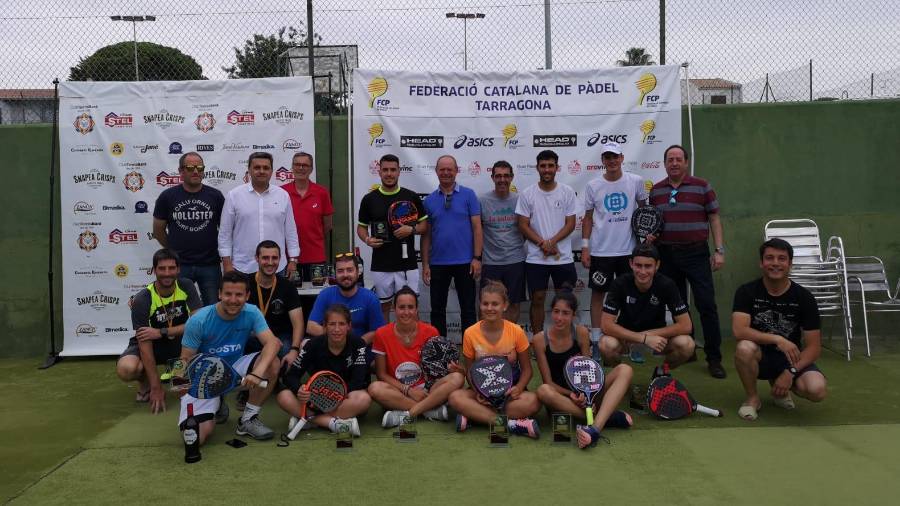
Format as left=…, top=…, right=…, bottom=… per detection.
left=371, top=269, right=420, bottom=302
left=178, top=352, right=258, bottom=426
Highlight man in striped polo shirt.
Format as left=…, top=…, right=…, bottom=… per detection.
left=648, top=145, right=727, bottom=379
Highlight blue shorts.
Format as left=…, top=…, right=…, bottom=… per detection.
left=525, top=262, right=577, bottom=294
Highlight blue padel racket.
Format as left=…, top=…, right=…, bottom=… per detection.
left=564, top=356, right=605, bottom=425
left=420, top=336, right=460, bottom=389
left=388, top=200, right=420, bottom=259
left=168, top=354, right=268, bottom=399
left=469, top=355, right=514, bottom=413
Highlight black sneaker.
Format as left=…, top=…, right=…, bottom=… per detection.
left=707, top=361, right=727, bottom=379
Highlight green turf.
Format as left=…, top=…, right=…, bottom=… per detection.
left=5, top=340, right=900, bottom=504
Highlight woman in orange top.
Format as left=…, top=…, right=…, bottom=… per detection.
left=448, top=281, right=541, bottom=438
left=368, top=287, right=465, bottom=427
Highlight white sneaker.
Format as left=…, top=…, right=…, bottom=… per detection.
left=382, top=410, right=410, bottom=428
left=423, top=404, right=449, bottom=421
left=331, top=417, right=361, bottom=437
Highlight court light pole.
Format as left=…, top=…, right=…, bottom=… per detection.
left=445, top=12, right=485, bottom=71
left=109, top=15, right=156, bottom=81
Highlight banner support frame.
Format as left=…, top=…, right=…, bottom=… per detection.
left=40, top=77, right=62, bottom=370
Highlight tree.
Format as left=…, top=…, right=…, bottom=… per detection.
left=69, top=42, right=204, bottom=81
left=223, top=26, right=321, bottom=79
left=616, top=47, right=657, bottom=67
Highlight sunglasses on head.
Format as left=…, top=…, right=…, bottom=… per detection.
left=443, top=193, right=453, bottom=210
left=668, top=189, right=679, bottom=206
left=335, top=252, right=355, bottom=259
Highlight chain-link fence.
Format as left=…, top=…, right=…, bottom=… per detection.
left=2, top=0, right=898, bottom=122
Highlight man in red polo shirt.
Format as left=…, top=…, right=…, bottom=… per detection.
left=648, top=145, right=727, bottom=379
left=282, top=152, right=334, bottom=281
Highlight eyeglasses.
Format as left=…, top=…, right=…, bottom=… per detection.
left=668, top=189, right=679, bottom=206
left=443, top=193, right=453, bottom=210
left=182, top=165, right=205, bottom=173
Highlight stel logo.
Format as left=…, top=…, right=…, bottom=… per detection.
left=76, top=290, right=120, bottom=310
left=135, top=143, right=159, bottom=153
left=114, top=264, right=129, bottom=278
left=587, top=133, right=628, bottom=147
left=73, top=113, right=95, bottom=135
left=367, top=77, right=389, bottom=108
left=568, top=160, right=582, bottom=175
left=533, top=134, right=577, bottom=148
left=368, top=123, right=386, bottom=146
left=640, top=120, right=657, bottom=143
left=400, top=136, right=443, bottom=149
left=168, top=142, right=183, bottom=154
left=226, top=110, right=255, bottom=125
left=369, top=160, right=380, bottom=175
left=196, top=144, right=214, bottom=152
left=263, top=106, right=303, bottom=125
left=75, top=323, right=98, bottom=336
left=282, top=139, right=302, bottom=151
left=194, top=112, right=216, bottom=133
left=143, top=110, right=185, bottom=128
left=78, top=230, right=99, bottom=251
left=104, top=112, right=133, bottom=127
left=123, top=171, right=145, bottom=192
left=156, top=171, right=182, bottom=187
left=108, top=228, right=139, bottom=244
left=74, top=201, right=94, bottom=214
left=468, top=161, right=482, bottom=177
left=636, top=73, right=660, bottom=106
left=454, top=135, right=495, bottom=149
left=501, top=124, right=520, bottom=148
left=275, top=167, right=294, bottom=183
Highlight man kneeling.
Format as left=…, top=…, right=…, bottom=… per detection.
left=733, top=239, right=827, bottom=421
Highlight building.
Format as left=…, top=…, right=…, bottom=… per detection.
left=0, top=89, right=54, bottom=124
left=680, top=78, right=743, bottom=105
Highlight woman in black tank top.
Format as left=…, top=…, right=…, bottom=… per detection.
left=533, top=292, right=636, bottom=449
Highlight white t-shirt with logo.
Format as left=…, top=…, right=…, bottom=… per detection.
left=515, top=182, right=580, bottom=265
left=584, top=172, right=648, bottom=256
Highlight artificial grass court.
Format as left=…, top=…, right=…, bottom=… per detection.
left=4, top=340, right=900, bottom=505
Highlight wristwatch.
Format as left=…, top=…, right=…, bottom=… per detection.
left=715, top=246, right=726, bottom=254
left=160, top=327, right=170, bottom=340
left=473, top=255, right=482, bottom=261
left=788, top=366, right=799, bottom=377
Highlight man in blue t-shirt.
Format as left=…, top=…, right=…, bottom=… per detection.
left=178, top=271, right=282, bottom=443
left=307, top=254, right=384, bottom=344
left=153, top=152, right=225, bottom=306
left=421, top=155, right=483, bottom=337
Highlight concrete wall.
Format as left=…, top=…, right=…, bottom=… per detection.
left=2, top=100, right=898, bottom=357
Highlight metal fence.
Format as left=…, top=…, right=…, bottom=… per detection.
left=2, top=0, right=898, bottom=122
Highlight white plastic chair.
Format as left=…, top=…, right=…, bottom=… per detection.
left=846, top=256, right=900, bottom=352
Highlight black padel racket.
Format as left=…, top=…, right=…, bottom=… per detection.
left=168, top=354, right=268, bottom=399
left=420, top=336, right=460, bottom=389
left=469, top=355, right=514, bottom=412
left=631, top=205, right=664, bottom=243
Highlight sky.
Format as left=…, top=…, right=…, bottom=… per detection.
left=1, top=0, right=898, bottom=100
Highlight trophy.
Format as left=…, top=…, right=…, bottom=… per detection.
left=371, top=221, right=391, bottom=242
left=310, top=263, right=326, bottom=286
left=552, top=413, right=573, bottom=445
left=335, top=421, right=353, bottom=452
left=394, top=414, right=417, bottom=442
left=489, top=414, right=510, bottom=448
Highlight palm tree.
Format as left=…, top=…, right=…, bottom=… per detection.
left=616, top=47, right=656, bottom=67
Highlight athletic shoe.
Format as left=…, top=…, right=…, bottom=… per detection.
left=236, top=390, right=248, bottom=411
left=382, top=410, right=411, bottom=428
left=215, top=398, right=229, bottom=425
left=455, top=414, right=469, bottom=432
left=707, top=360, right=727, bottom=379
left=629, top=347, right=645, bottom=364
left=235, top=415, right=274, bottom=440
left=287, top=416, right=314, bottom=432
left=508, top=418, right=540, bottom=439
left=331, top=417, right=361, bottom=437
left=423, top=404, right=449, bottom=421
left=576, top=424, right=603, bottom=449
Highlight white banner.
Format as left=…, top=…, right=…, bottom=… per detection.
left=351, top=68, right=681, bottom=338
left=59, top=77, right=315, bottom=356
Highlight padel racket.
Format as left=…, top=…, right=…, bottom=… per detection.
left=631, top=205, right=664, bottom=243
left=168, top=354, right=268, bottom=399
left=646, top=376, right=722, bottom=420
left=564, top=356, right=605, bottom=425
left=420, top=336, right=460, bottom=389
left=286, top=370, right=348, bottom=440
left=388, top=200, right=420, bottom=259
left=469, top=355, right=514, bottom=412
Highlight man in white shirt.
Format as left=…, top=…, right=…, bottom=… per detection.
left=218, top=152, right=300, bottom=276
left=581, top=142, right=648, bottom=360
left=515, top=149, right=579, bottom=335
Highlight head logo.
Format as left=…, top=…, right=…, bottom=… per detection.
left=636, top=73, right=658, bottom=105
left=468, top=161, right=482, bottom=177
left=78, top=230, right=99, bottom=251
left=282, top=139, right=302, bottom=151
left=108, top=228, right=139, bottom=244
left=123, top=171, right=145, bottom=192
left=74, top=201, right=94, bottom=214
left=74, top=113, right=95, bottom=134
left=501, top=124, right=518, bottom=147
left=368, top=77, right=389, bottom=108
left=75, top=323, right=97, bottom=336
left=369, top=160, right=380, bottom=175
left=194, top=112, right=216, bottom=133
left=104, top=112, right=133, bottom=127
left=156, top=171, right=182, bottom=187
left=568, top=160, right=582, bottom=175
left=114, top=264, right=129, bottom=278
left=226, top=110, right=255, bottom=125
left=640, top=120, right=656, bottom=143
left=275, top=167, right=294, bottom=183
left=135, top=201, right=148, bottom=213
left=368, top=123, right=385, bottom=146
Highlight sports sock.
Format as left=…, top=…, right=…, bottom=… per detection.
left=241, top=403, right=261, bottom=423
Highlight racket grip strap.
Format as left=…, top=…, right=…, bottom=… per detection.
left=695, top=405, right=722, bottom=417
left=286, top=418, right=306, bottom=440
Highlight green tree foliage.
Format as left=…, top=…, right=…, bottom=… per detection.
left=223, top=26, right=321, bottom=79
left=69, top=42, right=204, bottom=81
left=616, top=47, right=657, bottom=67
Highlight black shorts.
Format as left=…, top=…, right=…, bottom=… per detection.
left=119, top=337, right=181, bottom=365
left=757, top=350, right=822, bottom=380
left=588, top=256, right=631, bottom=292
left=481, top=262, right=527, bottom=303
left=525, top=262, right=577, bottom=294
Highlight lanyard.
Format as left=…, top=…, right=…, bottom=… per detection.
left=255, top=273, right=277, bottom=316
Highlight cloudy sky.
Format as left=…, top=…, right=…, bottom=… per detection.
left=2, top=0, right=897, bottom=99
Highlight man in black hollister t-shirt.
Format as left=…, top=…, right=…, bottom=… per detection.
left=733, top=239, right=827, bottom=421
left=599, top=244, right=696, bottom=369
left=152, top=152, right=225, bottom=306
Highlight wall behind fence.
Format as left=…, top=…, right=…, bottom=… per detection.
left=2, top=100, right=898, bottom=358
